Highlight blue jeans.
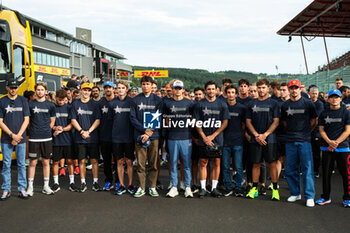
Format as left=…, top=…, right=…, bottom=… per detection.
left=223, top=146, right=243, bottom=190
left=1, top=143, right=27, bottom=192
left=285, top=142, right=315, bottom=199
left=168, top=139, right=192, bottom=188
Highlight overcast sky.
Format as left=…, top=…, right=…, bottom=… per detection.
left=6, top=0, right=350, bottom=74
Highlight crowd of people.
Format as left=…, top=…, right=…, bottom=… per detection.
left=0, top=74, right=349, bottom=208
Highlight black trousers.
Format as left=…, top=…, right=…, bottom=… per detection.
left=100, top=141, right=119, bottom=183
left=311, top=138, right=321, bottom=173
left=321, top=151, right=350, bottom=200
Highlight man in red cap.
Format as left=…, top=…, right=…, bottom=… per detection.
left=281, top=79, right=318, bottom=207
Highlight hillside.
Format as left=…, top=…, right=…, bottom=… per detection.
left=132, top=66, right=258, bottom=90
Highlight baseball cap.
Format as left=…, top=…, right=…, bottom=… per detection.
left=136, top=135, right=151, bottom=148
left=6, top=78, right=19, bottom=88
left=103, top=81, right=115, bottom=88
left=172, top=80, right=184, bottom=89
left=288, top=79, right=301, bottom=88
left=81, top=82, right=94, bottom=90
left=328, top=89, right=342, bottom=97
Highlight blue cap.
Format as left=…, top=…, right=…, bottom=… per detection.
left=136, top=135, right=151, bottom=148
left=328, top=89, right=342, bottom=97
left=103, top=81, right=115, bottom=88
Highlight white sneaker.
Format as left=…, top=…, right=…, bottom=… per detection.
left=26, top=186, right=34, bottom=197
left=179, top=181, right=185, bottom=191
left=184, top=187, right=193, bottom=198
left=306, top=199, right=315, bottom=207
left=166, top=187, right=179, bottom=198
left=42, top=185, right=54, bottom=195
left=287, top=195, right=301, bottom=202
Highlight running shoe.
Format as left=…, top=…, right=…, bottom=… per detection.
left=184, top=187, right=193, bottom=198
left=198, top=189, right=207, bottom=198
left=59, top=168, right=66, bottom=177
left=246, top=187, right=258, bottom=199
left=306, top=199, right=315, bottom=207
left=316, top=198, right=331, bottom=206
left=134, top=187, right=146, bottom=198
left=271, top=189, right=280, bottom=201
left=287, top=195, right=301, bottom=202
left=103, top=181, right=113, bottom=191
left=222, top=189, right=234, bottom=197
left=74, top=167, right=80, bottom=175
left=69, top=183, right=79, bottom=192
left=26, top=186, right=34, bottom=197
left=80, top=183, right=87, bottom=193
left=156, top=180, right=164, bottom=190
left=166, top=187, right=179, bottom=198
left=211, top=188, right=222, bottom=198
left=51, top=183, right=60, bottom=193
left=115, top=185, right=127, bottom=195
left=343, top=200, right=350, bottom=208
left=234, top=189, right=244, bottom=197
left=0, top=191, right=10, bottom=201
left=42, top=186, right=54, bottom=195
left=259, top=186, right=267, bottom=196
left=18, top=190, right=28, bottom=199
left=191, top=184, right=200, bottom=194
left=149, top=188, right=159, bottom=197
left=92, top=182, right=102, bottom=192
left=115, top=182, right=121, bottom=190
left=128, top=185, right=136, bottom=195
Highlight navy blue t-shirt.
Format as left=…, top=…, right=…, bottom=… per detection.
left=130, top=93, right=162, bottom=140
left=276, top=98, right=287, bottom=143
left=53, top=104, right=73, bottom=146
left=193, top=98, right=230, bottom=147
left=98, top=97, right=114, bottom=142
left=319, top=106, right=350, bottom=150
left=163, top=98, right=195, bottom=140
left=311, top=99, right=324, bottom=139
left=224, top=102, right=247, bottom=146
left=236, top=96, right=252, bottom=106
left=109, top=96, right=134, bottom=143
left=246, top=97, right=280, bottom=144
left=0, top=95, right=30, bottom=144
left=28, top=99, right=56, bottom=141
left=281, top=97, right=317, bottom=142
left=71, top=99, right=101, bottom=144
left=217, top=95, right=228, bottom=104
left=342, top=97, right=350, bottom=109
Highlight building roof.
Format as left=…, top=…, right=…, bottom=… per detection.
left=91, top=43, right=126, bottom=60
left=277, top=0, right=350, bottom=38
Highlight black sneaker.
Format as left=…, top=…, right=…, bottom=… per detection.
left=259, top=186, right=267, bottom=196
left=115, top=185, right=126, bottom=195
left=211, top=188, right=222, bottom=198
left=245, top=184, right=252, bottom=194
left=156, top=180, right=164, bottom=190
left=92, top=182, right=102, bottom=192
left=206, top=184, right=212, bottom=194
left=191, top=184, right=200, bottom=194
left=234, top=189, right=244, bottom=197
left=80, top=183, right=87, bottom=193
left=222, top=189, right=234, bottom=197
left=52, top=183, right=60, bottom=193
left=69, top=183, right=79, bottom=192
left=198, top=189, right=207, bottom=198
left=127, top=185, right=136, bottom=195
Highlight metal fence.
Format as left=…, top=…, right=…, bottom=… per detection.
left=297, top=66, right=350, bottom=92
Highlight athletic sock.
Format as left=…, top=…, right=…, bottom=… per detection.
left=69, top=175, right=74, bottom=184
left=200, top=180, right=206, bottom=190
left=253, top=182, right=258, bottom=188
left=28, top=178, right=34, bottom=187
left=53, top=175, right=59, bottom=184
left=273, top=182, right=278, bottom=190
left=44, top=177, right=49, bottom=187
left=81, top=178, right=86, bottom=184
left=93, top=178, right=98, bottom=183
left=212, top=180, right=218, bottom=191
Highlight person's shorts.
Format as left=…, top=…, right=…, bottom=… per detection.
left=277, top=141, right=286, bottom=158
left=113, top=143, right=135, bottom=161
left=76, top=143, right=99, bottom=161
left=52, top=146, right=73, bottom=161
left=28, top=141, right=53, bottom=159
left=250, top=143, right=277, bottom=163
left=192, top=144, right=200, bottom=160
left=198, top=145, right=222, bottom=159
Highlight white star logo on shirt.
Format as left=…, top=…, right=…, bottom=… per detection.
left=252, top=105, right=258, bottom=113
left=286, top=107, right=294, bottom=116
left=102, top=106, right=108, bottom=114
left=325, top=116, right=331, bottom=124
left=33, top=106, right=40, bottom=113
left=114, top=106, right=121, bottom=114
left=151, top=110, right=162, bottom=122
left=203, top=107, right=210, bottom=115
left=5, top=105, right=13, bottom=113
left=171, top=105, right=176, bottom=113
left=77, top=107, right=84, bottom=115
left=138, top=102, right=145, bottom=110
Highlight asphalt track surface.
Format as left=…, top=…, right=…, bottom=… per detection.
left=0, top=163, right=349, bottom=233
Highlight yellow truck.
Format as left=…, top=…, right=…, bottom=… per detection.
left=0, top=9, right=35, bottom=161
